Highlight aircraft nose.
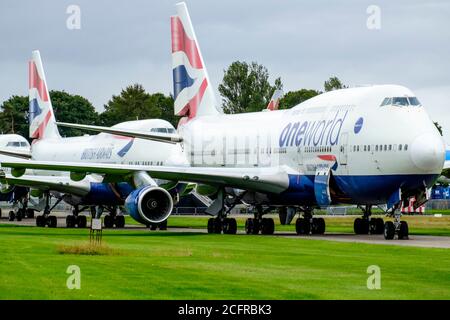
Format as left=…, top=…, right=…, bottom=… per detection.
left=410, top=132, right=445, bottom=172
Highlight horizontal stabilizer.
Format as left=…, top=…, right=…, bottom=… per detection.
left=56, top=122, right=183, bottom=144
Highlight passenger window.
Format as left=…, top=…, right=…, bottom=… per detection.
left=404, top=144, right=408, bottom=151
left=375, top=145, right=378, bottom=152
left=399, top=145, right=402, bottom=151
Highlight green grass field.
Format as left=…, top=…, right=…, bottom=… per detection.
left=0, top=222, right=449, bottom=300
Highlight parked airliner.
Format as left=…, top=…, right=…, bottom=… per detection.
left=1, top=3, right=445, bottom=240
left=0, top=51, right=189, bottom=229
left=0, top=134, right=32, bottom=220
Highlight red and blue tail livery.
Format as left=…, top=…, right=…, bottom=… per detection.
left=28, top=51, right=60, bottom=140
left=171, top=2, right=218, bottom=124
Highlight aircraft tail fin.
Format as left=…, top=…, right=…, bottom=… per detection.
left=29, top=50, right=60, bottom=140
left=171, top=2, right=218, bottom=123
left=266, top=90, right=284, bottom=111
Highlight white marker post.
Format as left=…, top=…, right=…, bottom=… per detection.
left=90, top=218, right=103, bottom=244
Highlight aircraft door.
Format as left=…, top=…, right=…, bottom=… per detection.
left=339, top=132, right=349, bottom=165
left=314, top=166, right=332, bottom=207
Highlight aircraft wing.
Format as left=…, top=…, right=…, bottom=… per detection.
left=0, top=148, right=32, bottom=159
left=0, top=160, right=293, bottom=194
left=0, top=171, right=91, bottom=196
left=56, top=122, right=183, bottom=144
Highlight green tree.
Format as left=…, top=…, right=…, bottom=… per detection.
left=100, top=84, right=162, bottom=126
left=324, top=76, right=347, bottom=92
left=50, top=91, right=99, bottom=137
left=279, top=89, right=320, bottom=110
left=0, top=95, right=29, bottom=138
left=150, top=93, right=178, bottom=128
left=218, top=61, right=283, bottom=114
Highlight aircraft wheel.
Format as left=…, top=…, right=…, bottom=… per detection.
left=261, top=218, right=275, bottom=235
left=66, top=215, right=75, bottom=228
left=77, top=215, right=87, bottom=228
left=47, top=216, right=57, bottom=228
left=158, top=219, right=167, bottom=230
left=374, top=218, right=384, bottom=234
left=245, top=218, right=254, bottom=234
left=354, top=218, right=369, bottom=235
left=384, top=221, right=395, bottom=240
left=114, top=215, right=125, bottom=229
left=295, top=218, right=310, bottom=235
left=312, top=218, right=325, bottom=235
left=207, top=218, right=215, bottom=234
left=150, top=223, right=158, bottom=231
left=104, top=215, right=113, bottom=228
left=213, top=218, right=222, bottom=234
left=16, top=209, right=23, bottom=222
left=398, top=221, right=409, bottom=240
left=36, top=215, right=45, bottom=227
left=26, top=209, right=35, bottom=219
left=8, top=211, right=15, bottom=221
left=0, top=208, right=2, bottom=218
left=223, top=218, right=237, bottom=234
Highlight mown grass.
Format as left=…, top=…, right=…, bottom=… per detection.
left=0, top=224, right=448, bottom=300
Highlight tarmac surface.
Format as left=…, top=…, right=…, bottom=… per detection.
left=1, top=214, right=449, bottom=249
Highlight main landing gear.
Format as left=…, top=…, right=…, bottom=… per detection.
left=8, top=208, right=35, bottom=222
left=295, top=207, right=325, bottom=235
left=244, top=206, right=274, bottom=235
left=66, top=205, right=87, bottom=228
left=100, top=206, right=125, bottom=229
left=147, top=220, right=168, bottom=231
left=354, top=205, right=384, bottom=235
left=36, top=192, right=60, bottom=228
left=384, top=210, right=409, bottom=240
left=7, top=196, right=35, bottom=222
left=208, top=215, right=238, bottom=234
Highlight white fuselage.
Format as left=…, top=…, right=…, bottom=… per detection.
left=31, top=119, right=187, bottom=175
left=178, top=85, right=445, bottom=204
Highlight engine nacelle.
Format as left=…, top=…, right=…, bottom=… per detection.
left=124, top=186, right=173, bottom=224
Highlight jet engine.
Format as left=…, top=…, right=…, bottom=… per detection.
left=124, top=186, right=173, bottom=224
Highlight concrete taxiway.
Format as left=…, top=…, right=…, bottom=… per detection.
left=1, top=215, right=449, bottom=249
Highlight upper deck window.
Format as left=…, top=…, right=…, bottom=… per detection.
left=150, top=128, right=176, bottom=134
left=6, top=141, right=26, bottom=148
left=380, top=97, right=422, bottom=107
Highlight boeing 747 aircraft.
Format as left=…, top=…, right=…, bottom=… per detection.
left=1, top=3, right=445, bottom=240
left=0, top=51, right=190, bottom=228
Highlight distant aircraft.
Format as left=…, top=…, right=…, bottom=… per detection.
left=0, top=51, right=189, bottom=229
left=266, top=90, right=284, bottom=111
left=0, top=134, right=32, bottom=220
left=2, top=3, right=445, bottom=240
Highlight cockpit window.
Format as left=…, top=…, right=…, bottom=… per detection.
left=392, top=97, right=409, bottom=106
left=408, top=97, right=421, bottom=106
left=380, top=97, right=421, bottom=107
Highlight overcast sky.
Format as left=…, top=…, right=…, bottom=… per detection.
left=1, top=0, right=449, bottom=141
